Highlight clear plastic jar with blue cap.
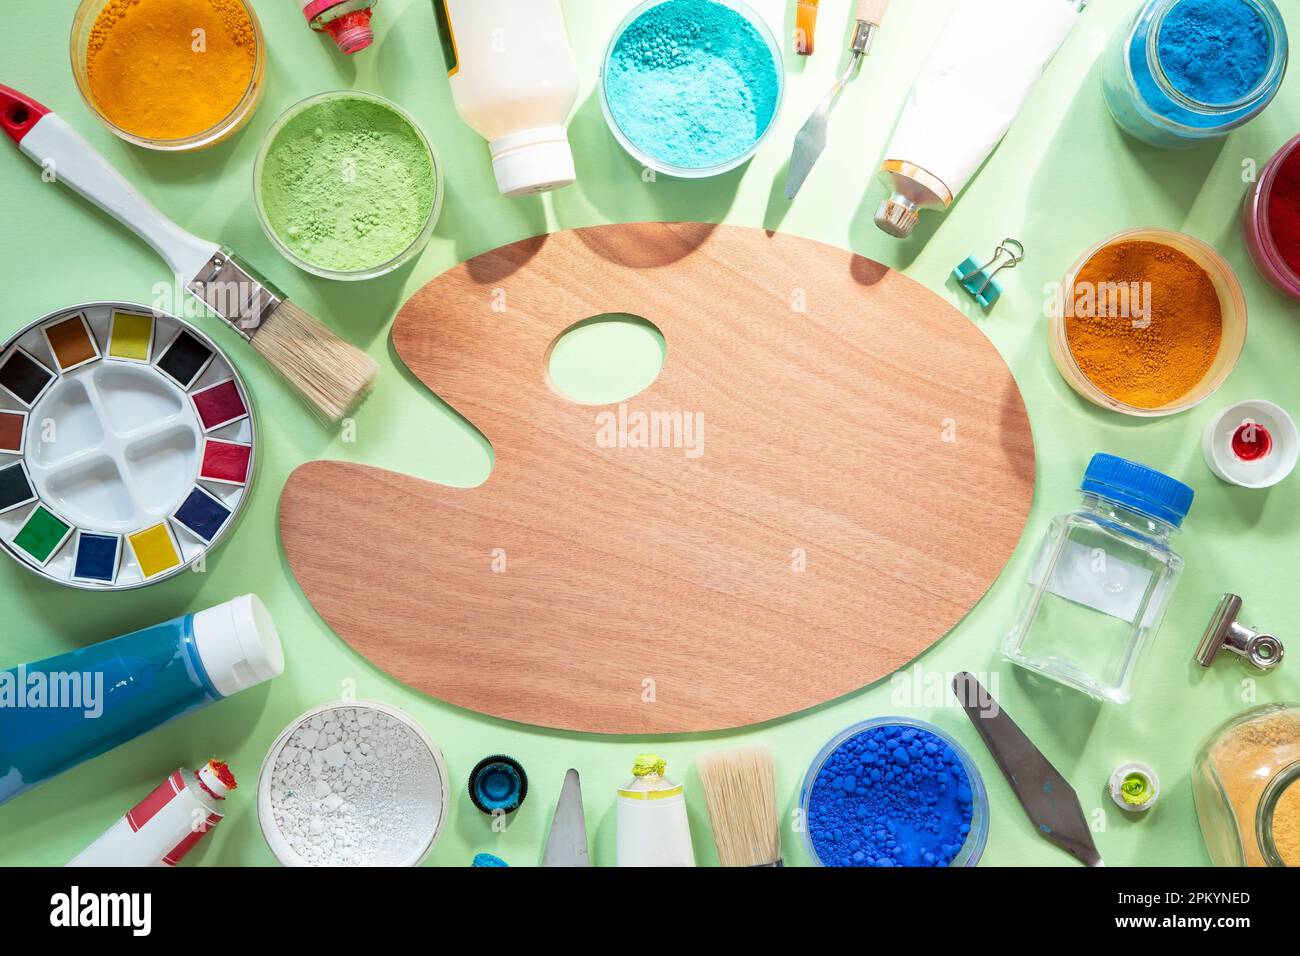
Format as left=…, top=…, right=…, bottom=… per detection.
left=1101, top=0, right=1288, bottom=149
left=1003, top=454, right=1194, bottom=704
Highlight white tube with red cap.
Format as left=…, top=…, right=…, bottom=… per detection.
left=67, top=761, right=236, bottom=867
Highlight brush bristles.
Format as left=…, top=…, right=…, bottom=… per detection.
left=253, top=299, right=377, bottom=423
left=795, top=0, right=819, bottom=55
left=697, top=745, right=781, bottom=867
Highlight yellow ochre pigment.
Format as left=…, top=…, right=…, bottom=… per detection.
left=86, top=0, right=257, bottom=141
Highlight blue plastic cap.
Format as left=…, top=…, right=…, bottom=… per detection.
left=1081, top=454, right=1194, bottom=526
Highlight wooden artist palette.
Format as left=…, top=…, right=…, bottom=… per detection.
left=0, top=302, right=255, bottom=589
left=282, top=223, right=1035, bottom=734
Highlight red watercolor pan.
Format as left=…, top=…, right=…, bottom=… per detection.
left=201, top=438, right=253, bottom=486
left=191, top=378, right=249, bottom=432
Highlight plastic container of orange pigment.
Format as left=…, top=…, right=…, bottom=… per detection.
left=70, top=0, right=266, bottom=151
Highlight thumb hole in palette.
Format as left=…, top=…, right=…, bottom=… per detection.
left=545, top=314, right=666, bottom=406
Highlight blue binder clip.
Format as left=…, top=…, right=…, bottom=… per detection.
left=954, top=239, right=1024, bottom=308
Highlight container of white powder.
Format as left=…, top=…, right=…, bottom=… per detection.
left=257, top=701, right=449, bottom=866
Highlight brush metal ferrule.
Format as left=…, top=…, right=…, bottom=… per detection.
left=186, top=250, right=283, bottom=341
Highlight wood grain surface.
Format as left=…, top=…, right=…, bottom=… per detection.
left=281, top=223, right=1035, bottom=734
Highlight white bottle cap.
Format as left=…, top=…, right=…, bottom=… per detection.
left=490, top=126, right=577, bottom=198
left=192, top=595, right=285, bottom=698
left=1109, top=762, right=1159, bottom=813
left=1202, top=399, right=1298, bottom=489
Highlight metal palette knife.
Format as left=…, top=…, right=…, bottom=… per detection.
left=951, top=672, right=1104, bottom=867
left=785, top=0, right=891, bottom=199
left=542, top=769, right=590, bottom=866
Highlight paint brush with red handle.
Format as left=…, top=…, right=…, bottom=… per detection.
left=0, top=83, right=376, bottom=423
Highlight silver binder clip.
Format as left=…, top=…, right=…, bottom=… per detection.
left=1195, top=593, right=1284, bottom=671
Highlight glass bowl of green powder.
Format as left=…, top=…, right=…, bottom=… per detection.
left=599, top=0, right=784, bottom=178
left=254, top=91, right=443, bottom=281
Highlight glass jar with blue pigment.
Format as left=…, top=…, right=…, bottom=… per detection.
left=1102, top=0, right=1288, bottom=148
left=1003, top=454, right=1193, bottom=704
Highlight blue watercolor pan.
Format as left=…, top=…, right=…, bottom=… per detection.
left=171, top=485, right=232, bottom=544
left=72, top=531, right=123, bottom=584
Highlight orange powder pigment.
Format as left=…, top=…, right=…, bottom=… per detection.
left=86, top=0, right=257, bottom=141
left=1065, top=240, right=1222, bottom=409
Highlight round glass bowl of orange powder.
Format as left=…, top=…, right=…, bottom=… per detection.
left=1049, top=229, right=1247, bottom=417
left=71, top=0, right=266, bottom=151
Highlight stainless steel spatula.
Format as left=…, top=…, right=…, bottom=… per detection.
left=952, top=672, right=1104, bottom=867
left=542, top=769, right=590, bottom=866
left=785, top=0, right=891, bottom=199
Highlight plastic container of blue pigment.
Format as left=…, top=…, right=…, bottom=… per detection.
left=1102, top=0, right=1288, bottom=148
left=800, top=717, right=988, bottom=867
left=599, top=0, right=783, bottom=177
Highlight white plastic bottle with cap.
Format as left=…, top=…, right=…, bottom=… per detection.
left=68, top=761, right=236, bottom=867
left=616, top=754, right=696, bottom=866
left=0, top=595, right=284, bottom=806
left=434, top=0, right=579, bottom=197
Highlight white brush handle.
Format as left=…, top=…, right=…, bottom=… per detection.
left=20, top=114, right=219, bottom=281
left=856, top=0, right=890, bottom=25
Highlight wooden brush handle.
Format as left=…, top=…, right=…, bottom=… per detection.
left=856, top=0, right=890, bottom=26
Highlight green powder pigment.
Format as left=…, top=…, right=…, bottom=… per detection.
left=258, top=94, right=437, bottom=274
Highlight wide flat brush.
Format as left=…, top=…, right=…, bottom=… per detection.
left=0, top=83, right=376, bottom=423
left=697, top=745, right=782, bottom=866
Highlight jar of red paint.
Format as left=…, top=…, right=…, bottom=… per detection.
left=1244, top=133, right=1300, bottom=300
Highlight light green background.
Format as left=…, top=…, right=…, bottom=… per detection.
left=2, top=0, right=1297, bottom=867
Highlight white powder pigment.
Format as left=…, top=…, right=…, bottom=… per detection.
left=267, top=706, right=443, bottom=866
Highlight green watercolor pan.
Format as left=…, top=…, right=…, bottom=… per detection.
left=0, top=302, right=257, bottom=589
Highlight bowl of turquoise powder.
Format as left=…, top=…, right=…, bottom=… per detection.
left=800, top=717, right=989, bottom=867
left=599, top=0, right=783, bottom=177
left=255, top=91, right=442, bottom=281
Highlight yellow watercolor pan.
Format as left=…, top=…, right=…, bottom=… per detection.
left=107, top=310, right=155, bottom=364
left=128, top=522, right=183, bottom=578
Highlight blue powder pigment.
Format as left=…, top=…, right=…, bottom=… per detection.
left=604, top=0, right=780, bottom=170
left=1149, top=0, right=1271, bottom=105
left=806, top=723, right=974, bottom=867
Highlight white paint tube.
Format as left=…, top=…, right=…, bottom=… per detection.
left=875, top=0, right=1086, bottom=238
left=616, top=754, right=696, bottom=866
left=68, top=761, right=234, bottom=867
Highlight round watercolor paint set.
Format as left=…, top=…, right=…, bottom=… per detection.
left=0, top=301, right=255, bottom=589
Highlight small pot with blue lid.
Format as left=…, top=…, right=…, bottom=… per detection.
left=468, top=755, right=529, bottom=815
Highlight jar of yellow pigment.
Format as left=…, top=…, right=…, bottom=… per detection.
left=70, top=0, right=266, bottom=151
left=1193, top=703, right=1300, bottom=867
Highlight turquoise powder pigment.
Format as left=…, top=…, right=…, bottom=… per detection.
left=257, top=93, right=437, bottom=276
left=603, top=0, right=780, bottom=172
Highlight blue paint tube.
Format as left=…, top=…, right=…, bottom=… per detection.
left=0, top=595, right=283, bottom=806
